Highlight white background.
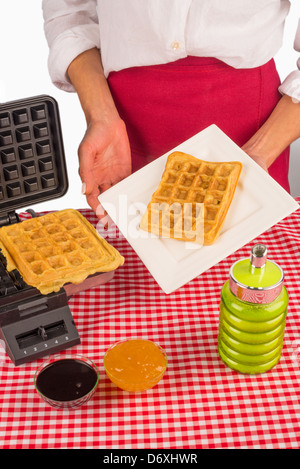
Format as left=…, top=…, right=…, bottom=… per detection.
left=0, top=1, right=299, bottom=215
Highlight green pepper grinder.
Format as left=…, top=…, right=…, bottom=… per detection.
left=218, top=244, right=288, bottom=374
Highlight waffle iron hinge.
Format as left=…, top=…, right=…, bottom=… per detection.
left=0, top=289, right=81, bottom=366
left=0, top=210, right=20, bottom=227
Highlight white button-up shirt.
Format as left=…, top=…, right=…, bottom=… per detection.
left=42, top=0, right=300, bottom=101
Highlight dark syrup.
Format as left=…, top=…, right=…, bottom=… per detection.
left=36, top=359, right=98, bottom=401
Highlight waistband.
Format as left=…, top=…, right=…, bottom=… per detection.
left=141, top=55, right=274, bottom=72
left=147, top=56, right=225, bottom=71
left=167, top=56, right=224, bottom=66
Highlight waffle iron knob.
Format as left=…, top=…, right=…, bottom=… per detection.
left=38, top=326, right=48, bottom=341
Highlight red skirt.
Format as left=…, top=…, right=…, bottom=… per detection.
left=108, top=56, right=290, bottom=193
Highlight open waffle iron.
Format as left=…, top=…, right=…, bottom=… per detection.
left=0, top=95, right=85, bottom=365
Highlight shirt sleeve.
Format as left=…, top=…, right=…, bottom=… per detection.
left=278, top=18, right=300, bottom=103
left=42, top=0, right=100, bottom=92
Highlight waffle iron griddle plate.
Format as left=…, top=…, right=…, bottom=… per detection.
left=0, top=95, right=81, bottom=365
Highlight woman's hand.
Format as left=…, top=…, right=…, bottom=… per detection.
left=241, top=140, right=269, bottom=172
left=242, top=94, right=300, bottom=171
left=78, top=115, right=131, bottom=216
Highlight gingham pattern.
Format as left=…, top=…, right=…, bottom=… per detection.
left=0, top=200, right=299, bottom=449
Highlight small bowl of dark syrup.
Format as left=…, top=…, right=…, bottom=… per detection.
left=34, top=355, right=99, bottom=409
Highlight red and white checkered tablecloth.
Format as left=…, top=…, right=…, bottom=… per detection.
left=0, top=198, right=300, bottom=449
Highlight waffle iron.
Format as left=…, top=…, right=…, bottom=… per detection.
left=0, top=95, right=82, bottom=365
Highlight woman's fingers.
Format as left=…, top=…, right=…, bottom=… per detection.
left=96, top=204, right=113, bottom=227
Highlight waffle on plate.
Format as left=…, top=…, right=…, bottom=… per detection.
left=139, top=151, right=242, bottom=245
left=0, top=209, right=124, bottom=294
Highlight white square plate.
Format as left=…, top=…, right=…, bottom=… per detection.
left=99, top=125, right=298, bottom=294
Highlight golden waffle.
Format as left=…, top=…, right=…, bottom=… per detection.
left=139, top=151, right=242, bottom=245
left=0, top=209, right=124, bottom=294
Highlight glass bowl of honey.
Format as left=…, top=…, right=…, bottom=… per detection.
left=103, top=339, right=168, bottom=392
left=34, top=355, right=99, bottom=409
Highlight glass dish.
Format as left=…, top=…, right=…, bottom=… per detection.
left=103, top=338, right=168, bottom=392
left=34, top=355, right=99, bottom=410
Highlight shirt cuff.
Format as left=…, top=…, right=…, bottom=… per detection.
left=48, top=24, right=100, bottom=92
left=278, top=69, right=300, bottom=103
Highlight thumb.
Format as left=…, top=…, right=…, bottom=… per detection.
left=78, top=145, right=95, bottom=196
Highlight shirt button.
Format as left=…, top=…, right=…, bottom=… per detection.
left=171, top=41, right=181, bottom=51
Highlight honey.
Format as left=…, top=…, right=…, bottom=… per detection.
left=104, top=339, right=167, bottom=392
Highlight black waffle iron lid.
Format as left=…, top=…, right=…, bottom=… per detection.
left=0, top=95, right=68, bottom=222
